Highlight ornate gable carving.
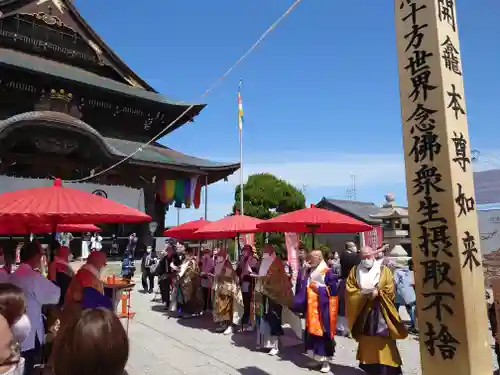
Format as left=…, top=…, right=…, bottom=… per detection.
left=0, top=0, right=151, bottom=90
left=35, top=88, right=83, bottom=119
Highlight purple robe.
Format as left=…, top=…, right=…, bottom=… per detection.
left=292, top=267, right=339, bottom=359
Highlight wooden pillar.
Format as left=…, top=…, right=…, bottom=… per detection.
left=154, top=193, right=166, bottom=235
left=395, top=1, right=491, bottom=374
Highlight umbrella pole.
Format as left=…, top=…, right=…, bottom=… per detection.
left=312, top=234, right=315, bottom=249
left=236, top=233, right=241, bottom=263
left=49, top=224, right=57, bottom=262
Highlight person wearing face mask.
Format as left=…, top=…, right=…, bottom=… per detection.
left=0, top=314, right=24, bottom=375
left=236, top=245, right=258, bottom=331
left=327, top=251, right=341, bottom=277
left=175, top=249, right=202, bottom=317
left=212, top=249, right=243, bottom=335
left=0, top=283, right=31, bottom=347
left=253, top=245, right=292, bottom=357
left=10, top=242, right=60, bottom=375
left=345, top=246, right=407, bottom=375
left=291, top=250, right=339, bottom=373
left=141, top=246, right=156, bottom=293
left=153, top=245, right=178, bottom=311
left=340, top=241, right=360, bottom=280
left=199, top=248, right=215, bottom=314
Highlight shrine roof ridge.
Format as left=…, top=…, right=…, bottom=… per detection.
left=1, top=0, right=154, bottom=92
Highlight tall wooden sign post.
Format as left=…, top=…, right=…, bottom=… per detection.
left=395, top=1, right=492, bottom=374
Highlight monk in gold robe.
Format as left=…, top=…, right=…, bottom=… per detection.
left=213, top=249, right=243, bottom=335
left=254, top=244, right=294, bottom=356
left=346, top=246, right=408, bottom=375
left=178, top=248, right=202, bottom=316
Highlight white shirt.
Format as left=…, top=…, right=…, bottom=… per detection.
left=58, top=232, right=74, bottom=247
left=91, top=235, right=103, bottom=250
left=10, top=264, right=60, bottom=351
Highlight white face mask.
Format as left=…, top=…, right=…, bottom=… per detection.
left=11, top=315, right=31, bottom=344
left=361, top=259, right=374, bottom=269
left=2, top=357, right=24, bottom=375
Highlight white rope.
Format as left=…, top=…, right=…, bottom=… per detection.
left=66, top=0, right=302, bottom=183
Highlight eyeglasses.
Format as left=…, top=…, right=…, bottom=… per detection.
left=1, top=341, right=20, bottom=367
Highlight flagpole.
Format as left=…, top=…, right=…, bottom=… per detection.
left=239, top=126, right=244, bottom=216
left=237, top=79, right=244, bottom=264
left=239, top=79, right=244, bottom=218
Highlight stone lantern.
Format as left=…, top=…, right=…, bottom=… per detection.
left=370, top=193, right=411, bottom=263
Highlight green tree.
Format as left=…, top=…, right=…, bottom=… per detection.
left=233, top=173, right=306, bottom=254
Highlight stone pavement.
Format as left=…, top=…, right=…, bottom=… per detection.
left=68, top=261, right=497, bottom=374
left=123, top=283, right=427, bottom=375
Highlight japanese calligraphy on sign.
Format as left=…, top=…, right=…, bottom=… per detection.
left=395, top=0, right=490, bottom=373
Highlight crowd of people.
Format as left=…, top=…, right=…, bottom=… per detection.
left=0, top=241, right=129, bottom=375
left=139, top=240, right=420, bottom=374
left=0, top=237, right=497, bottom=375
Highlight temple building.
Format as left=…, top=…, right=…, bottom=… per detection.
left=0, top=0, right=239, bottom=248
left=316, top=196, right=411, bottom=256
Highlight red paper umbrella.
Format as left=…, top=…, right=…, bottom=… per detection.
left=0, top=223, right=101, bottom=235
left=0, top=178, right=151, bottom=226
left=163, top=218, right=211, bottom=239
left=257, top=204, right=373, bottom=234
left=194, top=212, right=264, bottom=239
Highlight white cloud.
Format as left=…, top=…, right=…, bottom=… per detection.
left=215, top=152, right=407, bottom=190
left=166, top=151, right=498, bottom=224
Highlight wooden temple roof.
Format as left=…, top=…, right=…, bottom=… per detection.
left=0, top=0, right=205, bottom=134
left=0, top=0, right=240, bottom=184
left=0, top=48, right=205, bottom=108
left=0, top=0, right=157, bottom=92
left=0, top=111, right=240, bottom=183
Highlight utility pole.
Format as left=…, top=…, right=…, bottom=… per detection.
left=346, top=174, right=357, bottom=200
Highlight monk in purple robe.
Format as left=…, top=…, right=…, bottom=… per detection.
left=293, top=250, right=339, bottom=373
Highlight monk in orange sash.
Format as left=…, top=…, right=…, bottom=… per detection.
left=292, top=250, right=339, bottom=373
left=49, top=252, right=107, bottom=363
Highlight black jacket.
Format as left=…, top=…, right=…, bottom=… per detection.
left=340, top=251, right=360, bottom=279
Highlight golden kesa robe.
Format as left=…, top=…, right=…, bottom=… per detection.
left=179, top=258, right=202, bottom=314
left=213, top=259, right=243, bottom=324
left=254, top=256, right=294, bottom=349
left=346, top=265, right=407, bottom=373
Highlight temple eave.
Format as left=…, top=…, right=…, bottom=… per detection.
left=0, top=49, right=206, bottom=113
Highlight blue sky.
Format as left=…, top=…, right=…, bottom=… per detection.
left=74, top=0, right=500, bottom=226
